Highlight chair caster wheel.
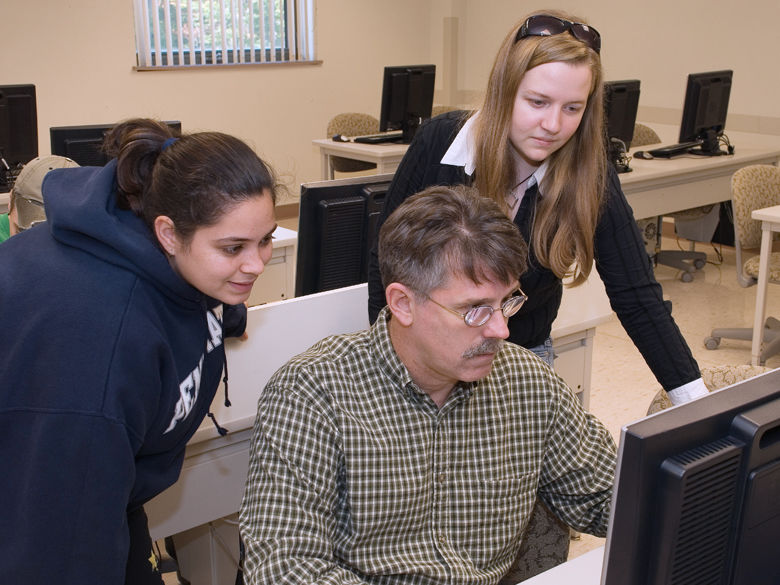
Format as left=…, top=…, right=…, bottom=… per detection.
left=693, top=258, right=706, bottom=270
left=704, top=336, right=721, bottom=350
left=680, top=271, right=694, bottom=283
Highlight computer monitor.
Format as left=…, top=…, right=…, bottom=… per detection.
left=379, top=64, right=435, bottom=143
left=604, top=79, right=641, bottom=173
left=0, top=84, right=38, bottom=189
left=295, top=173, right=392, bottom=297
left=678, top=69, right=733, bottom=156
left=602, top=368, right=780, bottom=585
left=50, top=120, right=182, bottom=167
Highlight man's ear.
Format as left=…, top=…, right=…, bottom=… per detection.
left=385, top=282, right=416, bottom=327
left=154, top=215, right=179, bottom=256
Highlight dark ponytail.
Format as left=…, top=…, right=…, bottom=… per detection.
left=103, top=118, right=277, bottom=241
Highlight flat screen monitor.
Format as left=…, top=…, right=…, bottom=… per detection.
left=601, top=368, right=780, bottom=585
left=50, top=120, right=182, bottom=167
left=678, top=69, right=733, bottom=156
left=604, top=79, right=641, bottom=173
left=0, top=84, right=38, bottom=190
left=379, top=64, right=435, bottom=143
left=295, top=173, right=392, bottom=297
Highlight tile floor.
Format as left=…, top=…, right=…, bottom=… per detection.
left=569, top=231, right=780, bottom=559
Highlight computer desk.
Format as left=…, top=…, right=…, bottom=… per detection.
left=749, top=205, right=780, bottom=365
left=522, top=546, right=604, bottom=584
left=144, top=275, right=612, bottom=584
left=313, top=125, right=780, bottom=221
left=312, top=137, right=408, bottom=179
left=622, top=126, right=780, bottom=220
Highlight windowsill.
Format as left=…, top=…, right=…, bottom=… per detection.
left=134, top=59, right=322, bottom=72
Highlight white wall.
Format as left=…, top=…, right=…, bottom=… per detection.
left=2, top=1, right=778, bottom=202
left=0, top=0, right=431, bottom=203
left=444, top=1, right=780, bottom=133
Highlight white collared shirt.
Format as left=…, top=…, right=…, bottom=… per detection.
left=440, top=112, right=548, bottom=219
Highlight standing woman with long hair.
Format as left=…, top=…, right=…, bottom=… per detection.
left=369, top=10, right=707, bottom=406
left=0, top=118, right=278, bottom=584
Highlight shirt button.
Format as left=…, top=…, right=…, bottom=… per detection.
left=438, top=534, right=446, bottom=544
left=438, top=473, right=446, bottom=483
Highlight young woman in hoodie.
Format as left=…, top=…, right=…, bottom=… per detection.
left=0, top=118, right=278, bottom=584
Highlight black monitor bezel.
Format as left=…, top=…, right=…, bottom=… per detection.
left=0, top=84, right=39, bottom=186
left=379, top=64, right=435, bottom=143
left=603, top=79, right=641, bottom=173
left=678, top=69, right=733, bottom=155
left=50, top=120, right=182, bottom=167
left=602, top=368, right=780, bottom=585
left=295, top=173, right=394, bottom=298
left=604, top=79, right=641, bottom=151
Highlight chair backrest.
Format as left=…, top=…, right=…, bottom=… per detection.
left=631, top=123, right=661, bottom=148
left=646, top=365, right=772, bottom=415
left=431, top=104, right=459, bottom=117
left=731, top=164, right=780, bottom=249
left=326, top=112, right=379, bottom=138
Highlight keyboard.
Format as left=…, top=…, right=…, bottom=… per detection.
left=353, top=130, right=404, bottom=144
left=1, top=165, right=21, bottom=192
left=646, top=141, right=702, bottom=158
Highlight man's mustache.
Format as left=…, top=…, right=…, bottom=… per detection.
left=463, top=338, right=504, bottom=358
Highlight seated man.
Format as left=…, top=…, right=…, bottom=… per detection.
left=239, top=185, right=617, bottom=584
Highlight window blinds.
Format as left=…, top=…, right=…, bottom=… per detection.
left=134, top=0, right=314, bottom=68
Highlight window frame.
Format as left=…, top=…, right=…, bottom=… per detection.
left=133, top=0, right=316, bottom=70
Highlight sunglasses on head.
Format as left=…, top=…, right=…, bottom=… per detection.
left=515, top=14, right=601, bottom=54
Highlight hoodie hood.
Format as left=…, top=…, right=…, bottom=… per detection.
left=42, top=161, right=201, bottom=306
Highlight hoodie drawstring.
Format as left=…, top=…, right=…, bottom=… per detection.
left=206, top=342, right=232, bottom=436
left=207, top=412, right=229, bottom=436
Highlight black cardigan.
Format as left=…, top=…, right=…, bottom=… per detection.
left=367, top=111, right=701, bottom=391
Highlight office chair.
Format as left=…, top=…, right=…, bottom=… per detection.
left=326, top=113, right=380, bottom=173
left=632, top=124, right=665, bottom=258
left=646, top=365, right=772, bottom=415
left=704, top=164, right=780, bottom=364
left=431, top=104, right=459, bottom=117
left=631, top=123, right=718, bottom=282
left=497, top=500, right=570, bottom=584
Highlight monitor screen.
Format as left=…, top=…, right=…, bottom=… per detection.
left=678, top=70, right=733, bottom=156
left=0, top=84, right=38, bottom=190
left=50, top=120, right=182, bottom=167
left=604, top=79, right=640, bottom=173
left=295, top=173, right=392, bottom=297
left=379, top=64, right=435, bottom=143
left=602, top=368, right=780, bottom=585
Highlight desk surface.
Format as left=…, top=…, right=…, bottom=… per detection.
left=522, top=547, right=604, bottom=584
left=752, top=204, right=780, bottom=223
left=312, top=137, right=409, bottom=158
left=314, top=124, right=780, bottom=220
left=622, top=125, right=780, bottom=219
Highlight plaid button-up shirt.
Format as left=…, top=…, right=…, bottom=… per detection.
left=239, top=308, right=616, bottom=585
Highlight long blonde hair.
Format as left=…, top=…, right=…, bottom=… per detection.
left=473, top=10, right=607, bottom=285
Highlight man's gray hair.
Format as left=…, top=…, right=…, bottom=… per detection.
left=378, top=184, right=527, bottom=295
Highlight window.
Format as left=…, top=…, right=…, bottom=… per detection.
left=133, top=0, right=315, bottom=69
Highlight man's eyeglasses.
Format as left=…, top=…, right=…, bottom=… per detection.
left=515, top=14, right=601, bottom=54
left=426, top=290, right=528, bottom=327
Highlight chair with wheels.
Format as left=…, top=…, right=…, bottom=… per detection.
left=631, top=123, right=718, bottom=282
left=704, top=164, right=780, bottom=363
left=632, top=124, right=664, bottom=259
left=326, top=113, right=380, bottom=174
